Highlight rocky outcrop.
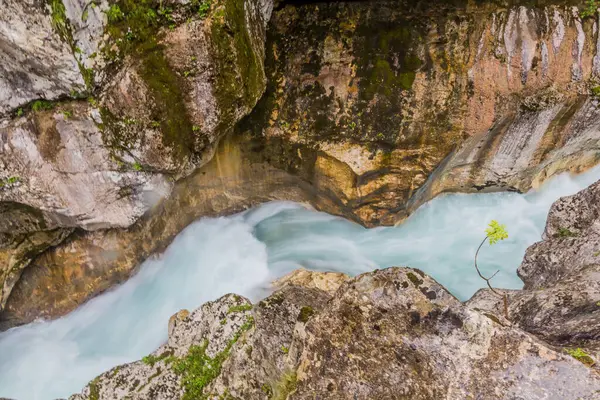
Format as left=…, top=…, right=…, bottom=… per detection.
left=243, top=1, right=600, bottom=225
left=468, top=179, right=600, bottom=366
left=69, top=267, right=600, bottom=400
left=0, top=0, right=272, bottom=312
left=3, top=0, right=600, bottom=330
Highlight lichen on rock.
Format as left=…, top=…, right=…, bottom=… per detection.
left=70, top=267, right=600, bottom=400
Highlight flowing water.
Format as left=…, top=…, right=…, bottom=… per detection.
left=1, top=166, right=600, bottom=399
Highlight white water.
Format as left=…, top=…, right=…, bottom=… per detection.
left=1, top=166, right=600, bottom=400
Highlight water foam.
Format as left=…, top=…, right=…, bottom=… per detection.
left=1, top=165, right=599, bottom=399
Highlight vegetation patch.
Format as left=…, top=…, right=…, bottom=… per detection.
left=554, top=227, right=578, bottom=238
left=566, top=348, right=595, bottom=367
left=581, top=0, right=598, bottom=18
left=173, top=316, right=255, bottom=399
left=0, top=177, right=20, bottom=188
left=227, top=304, right=252, bottom=314
left=89, top=377, right=101, bottom=400
left=47, top=0, right=95, bottom=92
left=142, top=350, right=174, bottom=366
left=272, top=372, right=297, bottom=400
left=406, top=272, right=423, bottom=287
left=297, top=306, right=315, bottom=323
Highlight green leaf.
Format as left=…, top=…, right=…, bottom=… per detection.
left=485, top=220, right=508, bottom=245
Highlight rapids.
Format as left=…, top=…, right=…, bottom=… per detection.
left=1, top=165, right=600, bottom=399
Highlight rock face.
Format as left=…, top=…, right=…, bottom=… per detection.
left=70, top=267, right=600, bottom=400
left=243, top=0, right=600, bottom=226
left=0, top=0, right=272, bottom=313
left=0, top=0, right=86, bottom=115
left=2, top=0, right=600, bottom=329
left=468, top=179, right=600, bottom=366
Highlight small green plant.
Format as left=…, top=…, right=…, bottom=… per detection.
left=105, top=5, right=125, bottom=22
left=49, top=0, right=70, bottom=41
left=31, top=100, right=54, bottom=112
left=591, top=86, right=600, bottom=97
left=581, top=0, right=598, bottom=18
left=16, top=108, right=24, bottom=117
left=566, top=348, right=595, bottom=366
left=198, top=0, right=211, bottom=17
left=62, top=110, right=73, bottom=119
left=281, top=345, right=289, bottom=354
left=475, top=220, right=510, bottom=319
left=150, top=120, right=161, bottom=128
left=192, top=125, right=201, bottom=132
left=133, top=162, right=143, bottom=172
left=0, top=176, right=20, bottom=188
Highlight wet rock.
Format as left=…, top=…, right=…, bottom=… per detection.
left=71, top=268, right=600, bottom=400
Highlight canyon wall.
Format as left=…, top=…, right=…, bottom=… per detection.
left=1, top=0, right=600, bottom=327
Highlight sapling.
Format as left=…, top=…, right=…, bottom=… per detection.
left=474, top=220, right=510, bottom=319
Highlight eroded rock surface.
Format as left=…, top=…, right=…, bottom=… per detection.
left=0, top=0, right=272, bottom=313
left=469, top=179, right=600, bottom=367
left=3, top=0, right=600, bottom=332
left=70, top=267, right=600, bottom=400
left=244, top=1, right=600, bottom=226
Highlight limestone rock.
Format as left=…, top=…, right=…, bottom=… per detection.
left=272, top=268, right=349, bottom=294
left=242, top=2, right=600, bottom=226
left=469, top=180, right=600, bottom=367
left=70, top=268, right=600, bottom=400
left=0, top=0, right=85, bottom=116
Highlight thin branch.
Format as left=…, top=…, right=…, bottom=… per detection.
left=474, top=235, right=509, bottom=320
left=474, top=236, right=501, bottom=296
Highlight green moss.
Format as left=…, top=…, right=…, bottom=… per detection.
left=554, top=227, right=578, bottom=238
left=133, top=161, right=143, bottom=172
left=406, top=272, right=423, bottom=287
left=280, top=345, right=289, bottom=354
left=209, top=0, right=264, bottom=133
left=297, top=306, right=315, bottom=323
left=566, top=348, right=595, bottom=367
left=31, top=100, right=55, bottom=112
left=89, top=377, right=100, bottom=400
left=48, top=0, right=70, bottom=42
left=227, top=304, right=252, bottom=314
left=261, top=383, right=273, bottom=398
left=273, top=372, right=297, bottom=400
left=581, top=0, right=598, bottom=18
left=591, top=86, right=600, bottom=97
left=173, top=316, right=255, bottom=400
left=142, top=350, right=174, bottom=366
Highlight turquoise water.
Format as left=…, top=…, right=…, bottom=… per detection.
left=1, top=165, right=600, bottom=399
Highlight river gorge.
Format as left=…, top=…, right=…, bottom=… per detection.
left=1, top=0, right=600, bottom=399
